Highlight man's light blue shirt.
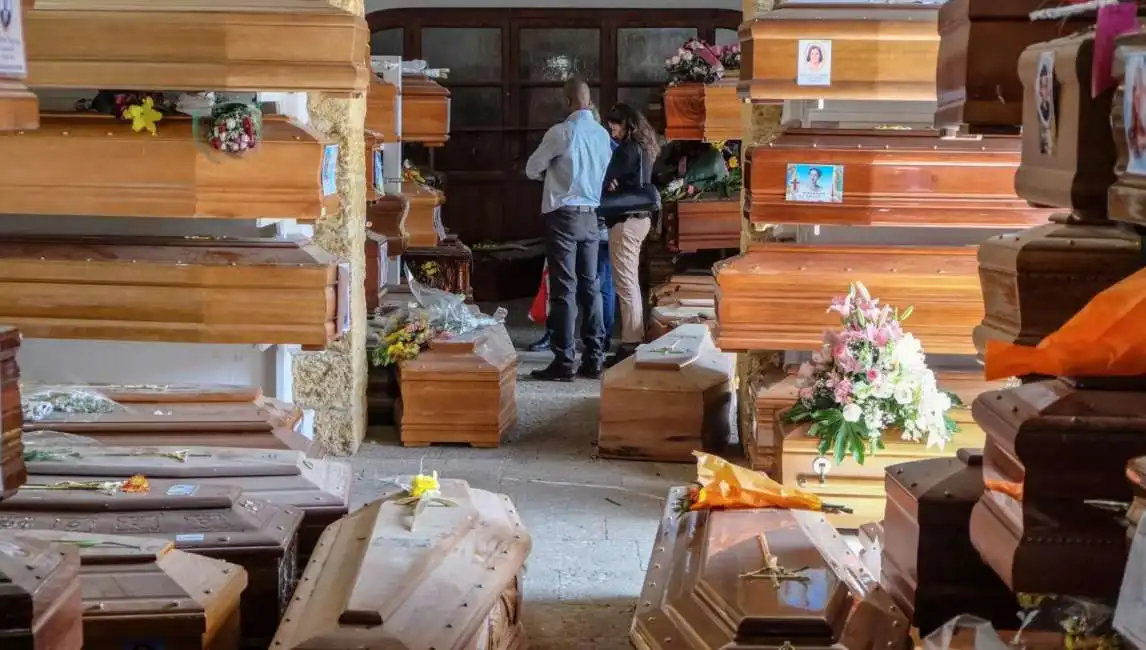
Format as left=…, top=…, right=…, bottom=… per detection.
left=525, top=109, right=614, bottom=215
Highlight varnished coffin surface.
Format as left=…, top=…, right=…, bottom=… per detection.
left=0, top=82, right=38, bottom=133
left=0, top=482, right=302, bottom=648
left=673, top=198, right=741, bottom=252
left=974, top=218, right=1144, bottom=355
left=598, top=324, right=734, bottom=463
left=739, top=2, right=939, bottom=103
left=16, top=531, right=245, bottom=650
left=368, top=193, right=410, bottom=256
left=0, top=235, right=346, bottom=347
left=634, top=487, right=910, bottom=650
left=272, top=479, right=531, bottom=650
left=401, top=181, right=446, bottom=248
left=745, top=374, right=800, bottom=475
left=745, top=129, right=1051, bottom=228
left=714, top=245, right=982, bottom=355
left=401, top=75, right=450, bottom=147
left=970, top=380, right=1146, bottom=598
left=365, top=231, right=388, bottom=313
left=882, top=450, right=1018, bottom=636
left=24, top=0, right=369, bottom=94
left=365, top=130, right=383, bottom=203
left=1, top=328, right=26, bottom=501
left=1109, top=32, right=1146, bottom=227
left=663, top=80, right=741, bottom=143
left=0, top=535, right=83, bottom=650
left=366, top=75, right=398, bottom=142
left=0, top=113, right=339, bottom=220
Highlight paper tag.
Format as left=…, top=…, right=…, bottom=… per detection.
left=797, top=39, right=831, bottom=87
left=1093, top=2, right=1139, bottom=98
left=784, top=163, right=843, bottom=203
left=166, top=484, right=197, bottom=497
left=321, top=143, right=339, bottom=196
left=1035, top=51, right=1057, bottom=156
left=0, top=0, right=28, bottom=79
left=373, top=149, right=383, bottom=193
left=1122, top=53, right=1146, bottom=175
left=174, top=533, right=205, bottom=543
left=1114, top=515, right=1146, bottom=647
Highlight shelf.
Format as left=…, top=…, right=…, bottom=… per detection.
left=401, top=75, right=450, bottom=147
left=663, top=80, right=741, bottom=143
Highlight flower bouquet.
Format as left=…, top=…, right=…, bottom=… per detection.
left=782, top=282, right=961, bottom=465
left=370, top=314, right=437, bottom=367
left=664, top=38, right=726, bottom=86
left=718, top=44, right=741, bottom=72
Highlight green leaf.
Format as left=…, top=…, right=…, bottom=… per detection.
left=817, top=432, right=833, bottom=456
left=833, top=423, right=849, bottom=466
left=944, top=389, right=964, bottom=408
left=808, top=421, right=822, bottom=439
left=849, top=432, right=866, bottom=465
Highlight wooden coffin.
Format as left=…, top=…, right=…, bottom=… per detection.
left=397, top=325, right=517, bottom=448
left=0, top=113, right=339, bottom=220
left=714, top=245, right=982, bottom=355
left=974, top=218, right=1145, bottom=356
left=403, top=239, right=474, bottom=299
left=744, top=129, right=1051, bottom=228
left=401, top=75, right=451, bottom=147
left=23, top=446, right=349, bottom=568
left=24, top=0, right=369, bottom=94
left=1015, top=32, right=1117, bottom=216
left=598, top=324, right=734, bottom=463
left=0, top=482, right=303, bottom=648
left=882, top=450, right=1019, bottom=636
left=365, top=130, right=384, bottom=204
left=663, top=80, right=741, bottom=143
left=969, top=379, right=1146, bottom=599
left=858, top=521, right=882, bottom=578
left=368, top=192, right=410, bottom=256
left=739, top=1, right=940, bottom=103
left=1129, top=457, right=1146, bottom=541
left=271, top=479, right=530, bottom=650
left=0, top=235, right=347, bottom=347
left=634, top=487, right=910, bottom=650
left=17, top=531, right=245, bottom=650
left=365, top=231, right=389, bottom=314
left=672, top=198, right=741, bottom=253
left=646, top=299, right=715, bottom=343
left=401, top=182, right=446, bottom=248
left=1, top=328, right=26, bottom=501
left=1108, top=32, right=1146, bottom=228
left=650, top=273, right=714, bottom=306
left=0, top=535, right=83, bottom=650
left=744, top=373, right=800, bottom=475
left=936, top=0, right=1090, bottom=131
left=0, top=0, right=37, bottom=132
left=366, top=75, right=399, bottom=142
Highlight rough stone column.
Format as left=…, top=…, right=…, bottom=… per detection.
left=292, top=0, right=368, bottom=455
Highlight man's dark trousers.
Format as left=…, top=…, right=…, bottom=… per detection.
left=543, top=205, right=606, bottom=374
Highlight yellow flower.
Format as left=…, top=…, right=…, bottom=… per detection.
left=125, top=97, right=163, bottom=136
left=710, top=139, right=726, bottom=152
left=410, top=471, right=440, bottom=498
left=728, top=156, right=739, bottom=170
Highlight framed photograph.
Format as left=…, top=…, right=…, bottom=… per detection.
left=1126, top=53, right=1146, bottom=175
left=785, top=163, right=843, bottom=203
left=322, top=143, right=340, bottom=196
left=0, top=0, right=28, bottom=79
left=1036, top=50, right=1056, bottom=155
left=797, top=39, right=832, bottom=87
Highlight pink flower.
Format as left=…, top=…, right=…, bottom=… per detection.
left=867, top=369, right=880, bottom=382
left=834, top=379, right=853, bottom=403
left=798, top=387, right=815, bottom=400
left=686, top=185, right=696, bottom=194
left=797, top=362, right=815, bottom=379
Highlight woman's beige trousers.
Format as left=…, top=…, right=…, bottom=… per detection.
left=608, top=216, right=651, bottom=344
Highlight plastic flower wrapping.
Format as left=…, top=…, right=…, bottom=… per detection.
left=664, top=38, right=737, bottom=86
left=783, top=282, right=961, bottom=465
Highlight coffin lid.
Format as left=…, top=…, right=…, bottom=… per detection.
left=401, top=325, right=517, bottom=376
left=271, top=479, right=531, bottom=650
left=366, top=74, right=399, bottom=140
left=24, top=399, right=296, bottom=434
left=0, top=234, right=332, bottom=267
left=752, top=1, right=939, bottom=22
left=939, top=0, right=1053, bottom=21
left=718, top=244, right=979, bottom=279
left=21, top=382, right=262, bottom=404
left=760, top=128, right=1021, bottom=154
left=973, top=379, right=1146, bottom=436
left=976, top=221, right=1144, bottom=271
left=0, top=535, right=77, bottom=629
left=402, top=74, right=450, bottom=97
left=885, top=448, right=983, bottom=505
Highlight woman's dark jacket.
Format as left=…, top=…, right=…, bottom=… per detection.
left=599, top=139, right=654, bottom=227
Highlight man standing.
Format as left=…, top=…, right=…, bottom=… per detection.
left=524, top=78, right=613, bottom=381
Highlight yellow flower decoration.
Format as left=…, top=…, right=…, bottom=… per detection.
left=125, top=97, right=163, bottom=136
left=728, top=156, right=739, bottom=170
left=409, top=471, right=440, bottom=498
left=710, top=139, right=726, bottom=151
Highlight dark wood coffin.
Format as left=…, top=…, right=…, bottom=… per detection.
left=0, top=482, right=302, bottom=648
left=366, top=74, right=399, bottom=142
left=0, top=114, right=339, bottom=220
left=271, top=479, right=530, bottom=650
left=0, top=535, right=83, bottom=650
left=403, top=238, right=473, bottom=299
left=0, top=235, right=347, bottom=348
left=739, top=1, right=939, bottom=103
left=974, top=217, right=1145, bottom=356
left=1110, top=31, right=1146, bottom=227
left=1, top=328, right=26, bottom=501
left=883, top=450, right=1019, bottom=636
left=24, top=0, right=369, bottom=94
left=858, top=521, right=883, bottom=577
left=936, top=0, right=1091, bottom=131
left=24, top=446, right=348, bottom=569
left=1129, top=457, right=1146, bottom=541
left=663, top=80, right=741, bottom=143
left=16, top=531, right=245, bottom=650
left=669, top=198, right=741, bottom=253
left=634, top=486, right=910, bottom=649
left=401, top=75, right=451, bottom=147
left=714, top=244, right=982, bottom=355
left=969, top=379, right=1146, bottom=598
left=745, top=129, right=1051, bottom=228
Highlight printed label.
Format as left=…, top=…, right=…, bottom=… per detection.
left=166, top=484, right=198, bottom=497
left=321, top=143, right=339, bottom=196
left=784, top=164, right=843, bottom=203
left=1035, top=50, right=1056, bottom=156
left=0, top=0, right=28, bottom=79
left=1125, top=53, right=1146, bottom=175
left=796, top=39, right=831, bottom=87
left=374, top=149, right=384, bottom=192
left=174, top=533, right=205, bottom=543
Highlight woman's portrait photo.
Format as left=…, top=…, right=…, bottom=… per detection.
left=797, top=39, right=832, bottom=87
left=1036, top=51, right=1055, bottom=155
left=1126, top=54, right=1146, bottom=175
left=785, top=164, right=843, bottom=203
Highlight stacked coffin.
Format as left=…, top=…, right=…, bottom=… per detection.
left=0, top=3, right=37, bottom=132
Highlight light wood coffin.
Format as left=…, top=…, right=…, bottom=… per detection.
left=401, top=75, right=451, bottom=147
left=401, top=181, right=446, bottom=248
left=714, top=245, right=982, bottom=355
left=366, top=75, right=399, bottom=142
left=776, top=371, right=998, bottom=530
left=24, top=0, right=369, bottom=94
left=1, top=327, right=27, bottom=501
left=745, top=129, right=1052, bottom=228
left=0, top=113, right=339, bottom=220
left=0, top=235, right=347, bottom=347
left=365, top=231, right=388, bottom=314
left=651, top=273, right=714, bottom=306
left=739, top=2, right=940, bottom=103
left=672, top=198, right=741, bottom=253
left=0, top=79, right=37, bottom=133
left=271, top=479, right=530, bottom=650
left=745, top=373, right=800, bottom=476
left=1107, top=32, right=1146, bottom=228
left=634, top=487, right=910, bottom=650
left=0, top=535, right=84, bottom=650
left=597, top=324, right=734, bottom=463
left=368, top=193, right=411, bottom=256
left=663, top=80, right=741, bottom=143
left=397, top=325, right=517, bottom=448
left=646, top=299, right=715, bottom=343
left=15, top=531, right=246, bottom=650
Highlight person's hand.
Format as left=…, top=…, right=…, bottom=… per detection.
left=608, top=179, right=618, bottom=191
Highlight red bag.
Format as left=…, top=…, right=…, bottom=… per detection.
left=529, top=260, right=549, bottom=324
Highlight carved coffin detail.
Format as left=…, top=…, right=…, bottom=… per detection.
left=15, top=531, right=245, bottom=650
left=366, top=75, right=399, bottom=142
left=368, top=193, right=410, bottom=257
left=969, top=380, right=1146, bottom=598
left=1129, top=458, right=1146, bottom=541
left=634, top=486, right=910, bottom=649
left=745, top=129, right=1051, bottom=228
left=403, top=239, right=473, bottom=299
left=883, top=450, right=1018, bottom=636
left=401, top=75, right=450, bottom=147
left=598, top=324, right=734, bottom=463
left=673, top=198, right=741, bottom=252
left=0, top=535, right=83, bottom=650
left=0, top=235, right=341, bottom=347
left=739, top=2, right=939, bottom=103
left=271, top=479, right=531, bottom=650
left=0, top=483, right=302, bottom=648
left=0, top=83, right=38, bottom=133
left=401, top=182, right=446, bottom=248
left=715, top=245, right=982, bottom=354
left=663, top=80, right=741, bottom=143
left=973, top=218, right=1144, bottom=356
left=24, top=0, right=369, bottom=94
left=0, top=114, right=339, bottom=220
left=1109, top=32, right=1146, bottom=227
left=1, top=328, right=26, bottom=501
left=744, top=374, right=800, bottom=475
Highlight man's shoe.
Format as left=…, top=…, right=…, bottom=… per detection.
left=603, top=345, right=636, bottom=369
left=530, top=366, right=575, bottom=382
left=578, top=363, right=603, bottom=380
left=526, top=337, right=551, bottom=352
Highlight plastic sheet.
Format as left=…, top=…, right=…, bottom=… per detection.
left=922, top=616, right=1013, bottom=650
left=689, top=451, right=824, bottom=512
left=20, top=384, right=125, bottom=423
left=404, top=267, right=505, bottom=336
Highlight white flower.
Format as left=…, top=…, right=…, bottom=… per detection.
left=671, top=55, right=681, bottom=65
left=682, top=51, right=694, bottom=61
left=842, top=403, right=862, bottom=423
left=893, top=382, right=915, bottom=405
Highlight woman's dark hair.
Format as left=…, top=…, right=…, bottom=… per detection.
left=605, top=102, right=661, bottom=160
left=806, top=45, right=824, bottom=63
